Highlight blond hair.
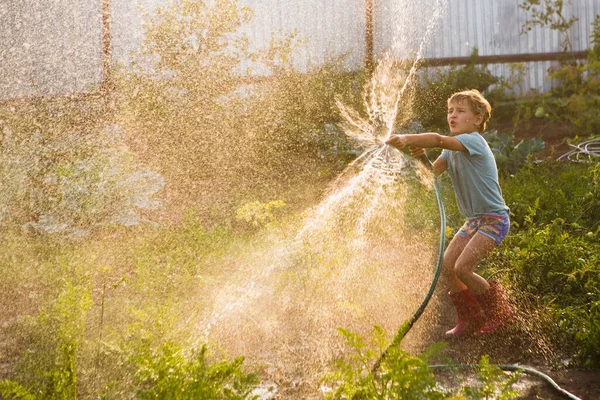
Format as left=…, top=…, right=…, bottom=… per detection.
left=448, top=89, right=492, bottom=133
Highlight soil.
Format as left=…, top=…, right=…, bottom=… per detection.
left=429, top=286, right=600, bottom=400
left=492, top=118, right=587, bottom=162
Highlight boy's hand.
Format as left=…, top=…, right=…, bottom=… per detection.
left=409, top=146, right=426, bottom=159
left=385, top=134, right=408, bottom=150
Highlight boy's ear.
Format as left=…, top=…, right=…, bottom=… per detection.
left=475, top=113, right=484, bottom=126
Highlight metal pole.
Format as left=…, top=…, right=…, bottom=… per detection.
left=101, top=0, right=111, bottom=91
left=365, top=0, right=374, bottom=74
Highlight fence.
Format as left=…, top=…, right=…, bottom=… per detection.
left=1, top=0, right=599, bottom=100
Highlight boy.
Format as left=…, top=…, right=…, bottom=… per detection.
left=386, top=89, right=513, bottom=338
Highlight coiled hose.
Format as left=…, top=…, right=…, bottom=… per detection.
left=371, top=153, right=582, bottom=400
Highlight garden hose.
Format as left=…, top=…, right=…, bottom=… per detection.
left=371, top=154, right=445, bottom=372
left=371, top=151, right=582, bottom=400
left=557, top=138, right=600, bottom=162
left=429, top=364, right=582, bottom=400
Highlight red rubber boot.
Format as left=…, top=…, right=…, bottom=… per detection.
left=445, top=289, right=485, bottom=339
left=474, top=280, right=514, bottom=335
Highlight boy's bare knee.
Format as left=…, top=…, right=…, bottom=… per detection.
left=442, top=260, right=455, bottom=275
left=454, top=262, right=473, bottom=281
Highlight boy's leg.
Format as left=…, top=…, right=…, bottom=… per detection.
left=442, top=234, right=471, bottom=293
left=453, top=232, right=497, bottom=294
left=453, top=232, right=514, bottom=334
left=442, top=234, right=485, bottom=338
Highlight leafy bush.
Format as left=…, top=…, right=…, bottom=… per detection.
left=322, top=326, right=446, bottom=399
left=490, top=161, right=600, bottom=366
left=462, top=355, right=520, bottom=400
left=321, top=326, right=521, bottom=399
left=503, top=161, right=599, bottom=231
left=482, top=130, right=545, bottom=174
left=519, top=0, right=579, bottom=53
left=131, top=342, right=258, bottom=400
left=116, top=0, right=361, bottom=220
left=1, top=281, right=92, bottom=399
left=235, top=200, right=287, bottom=228
left=0, top=110, right=164, bottom=236
left=515, top=14, right=600, bottom=138
left=494, top=220, right=600, bottom=366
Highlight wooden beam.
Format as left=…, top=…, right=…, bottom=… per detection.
left=0, top=50, right=591, bottom=106
left=101, top=0, right=112, bottom=91
left=365, top=0, right=374, bottom=74
left=419, top=50, right=589, bottom=67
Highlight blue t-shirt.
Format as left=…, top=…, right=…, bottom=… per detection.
left=439, top=132, right=509, bottom=218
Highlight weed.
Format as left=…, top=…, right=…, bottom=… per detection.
left=131, top=342, right=258, bottom=400
left=489, top=161, right=600, bottom=366
left=461, top=355, right=520, bottom=400
left=236, top=200, right=287, bottom=228
left=482, top=130, right=545, bottom=174
left=322, top=326, right=521, bottom=399
left=2, top=281, right=92, bottom=398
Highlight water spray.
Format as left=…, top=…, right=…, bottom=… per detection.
left=370, top=146, right=444, bottom=373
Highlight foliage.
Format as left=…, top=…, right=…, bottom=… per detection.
left=114, top=0, right=255, bottom=209
left=0, top=104, right=164, bottom=236
left=0, top=217, right=257, bottom=398
left=322, top=325, right=447, bottom=399
left=237, top=62, right=362, bottom=185
left=131, top=342, right=258, bottom=400
left=481, top=130, right=545, bottom=174
left=490, top=161, right=600, bottom=366
left=2, top=281, right=92, bottom=399
left=322, top=326, right=521, bottom=399
left=503, top=161, right=599, bottom=231
left=461, top=356, right=520, bottom=400
left=116, top=0, right=361, bottom=219
left=235, top=200, right=287, bottom=228
left=515, top=14, right=600, bottom=137
left=413, top=48, right=500, bottom=132
left=519, top=0, right=579, bottom=53
left=0, top=380, right=36, bottom=400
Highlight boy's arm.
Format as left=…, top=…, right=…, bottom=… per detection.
left=409, top=146, right=448, bottom=176
left=386, top=133, right=467, bottom=152
left=432, top=156, right=448, bottom=176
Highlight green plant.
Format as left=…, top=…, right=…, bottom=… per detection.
left=503, top=161, right=599, bottom=231
left=2, top=281, right=93, bottom=399
left=235, top=200, right=287, bottom=228
left=577, top=300, right=600, bottom=367
left=322, top=325, right=448, bottom=399
left=116, top=0, right=359, bottom=220
left=495, top=221, right=600, bottom=365
left=518, top=14, right=600, bottom=137
left=0, top=380, right=36, bottom=400
left=461, top=356, right=520, bottom=400
left=131, top=342, right=258, bottom=399
left=519, top=0, right=579, bottom=54
left=322, top=326, right=522, bottom=399
left=0, top=115, right=164, bottom=236
left=488, top=161, right=600, bottom=366
left=481, top=130, right=545, bottom=174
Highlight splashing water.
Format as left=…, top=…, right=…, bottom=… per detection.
left=190, top=5, right=447, bottom=397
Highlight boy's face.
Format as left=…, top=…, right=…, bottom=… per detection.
left=447, top=100, right=483, bottom=135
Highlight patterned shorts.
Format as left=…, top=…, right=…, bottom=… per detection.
left=456, top=212, right=510, bottom=246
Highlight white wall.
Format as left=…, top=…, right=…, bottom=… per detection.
left=0, top=0, right=102, bottom=98
left=1, top=0, right=599, bottom=100
left=376, top=0, right=600, bottom=93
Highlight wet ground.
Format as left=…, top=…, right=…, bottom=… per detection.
left=430, top=288, right=600, bottom=400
